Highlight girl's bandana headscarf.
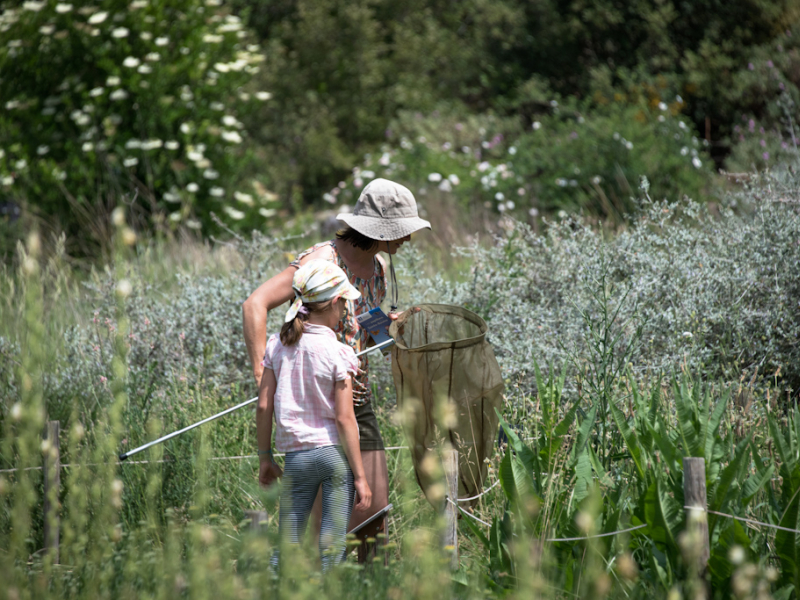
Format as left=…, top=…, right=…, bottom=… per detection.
left=285, top=259, right=361, bottom=322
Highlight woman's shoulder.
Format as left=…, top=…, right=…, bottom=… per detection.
left=291, top=241, right=336, bottom=267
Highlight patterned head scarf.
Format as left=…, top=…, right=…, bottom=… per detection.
left=285, top=259, right=361, bottom=323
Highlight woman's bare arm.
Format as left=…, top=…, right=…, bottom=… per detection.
left=242, top=266, right=296, bottom=385
left=242, top=245, right=336, bottom=385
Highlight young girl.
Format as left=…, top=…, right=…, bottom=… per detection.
left=256, top=259, right=372, bottom=572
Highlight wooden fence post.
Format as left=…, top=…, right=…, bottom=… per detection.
left=244, top=510, right=268, bottom=533
left=683, top=457, right=710, bottom=574
left=43, top=420, right=60, bottom=564
left=443, top=449, right=459, bottom=570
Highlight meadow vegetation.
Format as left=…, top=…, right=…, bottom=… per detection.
left=1, top=165, right=799, bottom=598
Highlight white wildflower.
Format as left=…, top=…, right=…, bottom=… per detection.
left=438, top=179, right=452, bottom=192
left=123, top=157, right=138, bottom=167
left=39, top=25, right=55, bottom=35
left=221, top=115, right=240, bottom=128
left=678, top=121, right=687, bottom=130
left=427, top=173, right=442, bottom=183
left=137, top=64, right=152, bottom=74
left=55, top=4, right=73, bottom=13
left=141, top=139, right=162, bottom=151
left=222, top=130, right=242, bottom=144
left=203, top=34, right=223, bottom=43
left=106, top=76, right=121, bottom=86
left=323, top=193, right=335, bottom=203
left=495, top=192, right=505, bottom=201
left=7, top=41, right=22, bottom=49
left=591, top=176, right=602, bottom=185
left=505, top=201, right=515, bottom=210
left=37, top=145, right=50, bottom=155
left=210, top=102, right=224, bottom=111
left=255, top=91, right=272, bottom=101
left=140, top=31, right=152, bottom=41
left=692, top=157, right=702, bottom=169
left=223, top=206, right=245, bottom=220
left=186, top=219, right=201, bottom=230
left=180, top=123, right=193, bottom=135
left=379, top=152, right=391, bottom=166
left=116, top=279, right=132, bottom=298
left=5, top=100, right=20, bottom=110
left=15, top=159, right=27, bottom=170
left=154, top=36, right=169, bottom=46
left=448, top=174, right=460, bottom=185
left=169, top=212, right=181, bottom=223
left=478, top=161, right=490, bottom=172
left=1, top=176, right=14, bottom=186
left=625, top=141, right=633, bottom=150
left=187, top=150, right=204, bottom=162
left=165, top=140, right=179, bottom=150
left=23, top=1, right=46, bottom=11
left=234, top=191, right=254, bottom=205
left=88, top=11, right=109, bottom=24
left=682, top=331, right=693, bottom=339
left=124, top=139, right=141, bottom=149
left=163, top=190, right=180, bottom=203
left=89, top=87, right=104, bottom=97
left=122, top=57, right=140, bottom=68
left=186, top=183, right=199, bottom=193
left=532, top=121, right=541, bottom=130
left=144, top=52, right=160, bottom=62
left=528, top=207, right=539, bottom=217
left=508, top=146, right=517, bottom=155
left=111, top=27, right=129, bottom=38
left=658, top=102, right=668, bottom=111
left=259, top=208, right=277, bottom=218
left=203, top=169, right=219, bottom=180
left=129, top=0, right=148, bottom=8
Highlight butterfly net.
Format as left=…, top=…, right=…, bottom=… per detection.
left=388, top=304, right=504, bottom=505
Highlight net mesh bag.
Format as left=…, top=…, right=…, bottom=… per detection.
left=389, top=304, right=504, bottom=505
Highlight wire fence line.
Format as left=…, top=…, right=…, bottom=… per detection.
left=686, top=506, right=800, bottom=536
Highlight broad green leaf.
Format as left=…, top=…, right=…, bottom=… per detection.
left=703, top=388, right=729, bottom=462
left=775, top=463, right=800, bottom=590
left=674, top=376, right=701, bottom=457
left=609, top=399, right=646, bottom=479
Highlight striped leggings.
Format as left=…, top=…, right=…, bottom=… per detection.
left=275, top=445, right=354, bottom=572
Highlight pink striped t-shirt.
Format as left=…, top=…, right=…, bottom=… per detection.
left=262, top=323, right=359, bottom=453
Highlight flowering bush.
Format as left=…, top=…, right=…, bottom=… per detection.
left=0, top=0, right=276, bottom=253
left=324, top=99, right=715, bottom=226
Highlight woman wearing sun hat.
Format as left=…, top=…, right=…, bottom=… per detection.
left=243, top=178, right=431, bottom=556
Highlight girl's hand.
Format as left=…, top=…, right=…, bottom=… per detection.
left=259, top=459, right=282, bottom=487
left=354, top=477, right=372, bottom=511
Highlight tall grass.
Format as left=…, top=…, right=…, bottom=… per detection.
left=1, top=172, right=799, bottom=599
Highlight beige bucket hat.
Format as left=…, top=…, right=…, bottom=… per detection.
left=336, top=178, right=431, bottom=241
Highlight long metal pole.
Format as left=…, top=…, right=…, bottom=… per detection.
left=119, top=338, right=395, bottom=461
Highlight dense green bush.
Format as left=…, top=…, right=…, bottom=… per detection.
left=330, top=99, right=715, bottom=223
left=407, top=166, right=800, bottom=397
left=0, top=0, right=277, bottom=257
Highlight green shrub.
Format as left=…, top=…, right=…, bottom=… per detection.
left=409, top=166, right=800, bottom=397
left=330, top=99, right=715, bottom=224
